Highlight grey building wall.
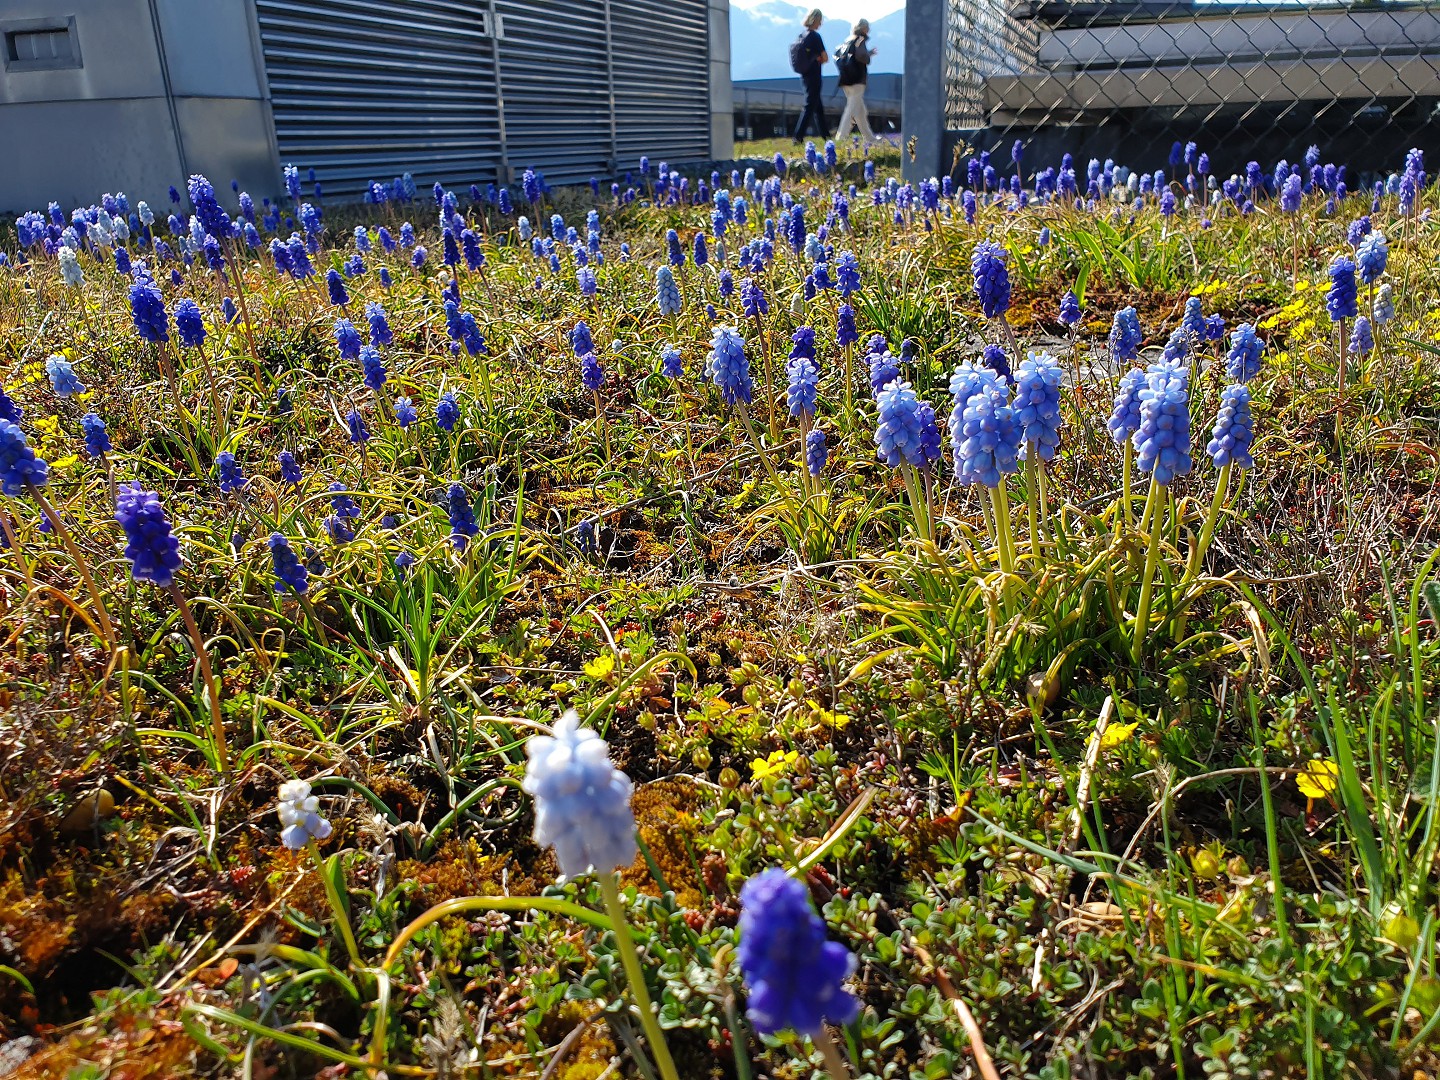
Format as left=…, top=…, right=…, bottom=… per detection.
left=0, top=0, right=278, bottom=214
left=1, top=0, right=731, bottom=216
left=709, top=0, right=735, bottom=161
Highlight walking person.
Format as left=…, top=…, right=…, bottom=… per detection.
left=789, top=9, right=829, bottom=143
left=834, top=18, right=878, bottom=142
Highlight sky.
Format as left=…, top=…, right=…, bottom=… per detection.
left=730, top=0, right=906, bottom=24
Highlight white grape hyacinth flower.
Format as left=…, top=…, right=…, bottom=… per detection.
left=277, top=779, right=332, bottom=850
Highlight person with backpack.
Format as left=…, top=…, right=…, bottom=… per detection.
left=789, top=9, right=829, bottom=143
left=834, top=18, right=878, bottom=142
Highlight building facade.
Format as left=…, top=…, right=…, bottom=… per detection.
left=0, top=0, right=731, bottom=213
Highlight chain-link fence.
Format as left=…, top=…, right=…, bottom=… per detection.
left=904, top=0, right=1440, bottom=182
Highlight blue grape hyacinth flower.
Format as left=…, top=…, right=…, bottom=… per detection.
left=215, top=451, right=247, bottom=493
left=360, top=345, right=387, bottom=392
left=707, top=326, right=752, bottom=406
left=1326, top=256, right=1358, bottom=321
left=971, top=241, right=1011, bottom=319
left=1108, top=367, right=1147, bottom=446
left=346, top=409, right=370, bottom=445
left=173, top=299, right=206, bottom=349
left=446, top=483, right=480, bottom=551
left=81, top=413, right=110, bottom=457
left=435, top=392, right=460, bottom=432
left=45, top=355, right=85, bottom=398
left=656, top=266, right=682, bottom=315
left=1226, top=324, right=1264, bottom=383
left=867, top=349, right=901, bottom=399
left=334, top=318, right=362, bottom=361
left=522, top=710, right=636, bottom=879
left=955, top=381, right=1022, bottom=488
left=365, top=301, right=394, bottom=346
left=787, top=356, right=819, bottom=418
left=0, top=422, right=47, bottom=496
left=660, top=345, right=683, bottom=380
left=1349, top=315, right=1374, bottom=356
left=393, top=397, right=418, bottom=428
left=1058, top=290, right=1082, bottom=328
left=1356, top=232, right=1388, bottom=285
left=269, top=534, right=309, bottom=594
left=737, top=868, right=859, bottom=1037
left=580, top=351, right=604, bottom=392
left=874, top=380, right=928, bottom=468
left=1109, top=307, right=1143, bottom=363
left=278, top=450, right=302, bottom=486
left=115, top=483, right=182, bottom=587
left=806, top=428, right=827, bottom=477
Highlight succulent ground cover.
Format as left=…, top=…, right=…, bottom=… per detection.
left=1, top=135, right=1439, bottom=1078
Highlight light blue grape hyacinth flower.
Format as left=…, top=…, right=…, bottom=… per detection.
left=522, top=710, right=635, bottom=879
left=1206, top=384, right=1254, bottom=470
left=1132, top=363, right=1192, bottom=487
left=656, top=265, right=682, bottom=315
left=1012, top=351, right=1063, bottom=461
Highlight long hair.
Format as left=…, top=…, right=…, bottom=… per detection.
left=854, top=17, right=870, bottom=35
left=803, top=8, right=823, bottom=29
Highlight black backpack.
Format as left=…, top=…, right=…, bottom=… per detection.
left=789, top=33, right=813, bottom=74
left=835, top=39, right=858, bottom=84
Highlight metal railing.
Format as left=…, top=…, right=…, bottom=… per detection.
left=904, top=0, right=1440, bottom=181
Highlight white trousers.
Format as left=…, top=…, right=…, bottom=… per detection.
left=835, top=83, right=875, bottom=141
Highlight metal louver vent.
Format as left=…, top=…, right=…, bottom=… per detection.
left=492, top=0, right=613, bottom=183
left=255, top=0, right=717, bottom=196
left=611, top=0, right=712, bottom=167
left=255, top=0, right=503, bottom=192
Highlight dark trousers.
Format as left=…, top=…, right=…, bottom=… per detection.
left=793, top=72, right=828, bottom=141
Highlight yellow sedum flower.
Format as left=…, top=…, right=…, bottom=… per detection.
left=583, top=653, right=616, bottom=681
left=1101, top=721, right=1139, bottom=751
left=1296, top=758, right=1339, bottom=799
left=750, top=748, right=799, bottom=781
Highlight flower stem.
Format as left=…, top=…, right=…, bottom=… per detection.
left=737, top=405, right=783, bottom=490
left=1131, top=477, right=1165, bottom=666
left=28, top=484, right=115, bottom=651
left=1121, top=442, right=1134, bottom=529
left=168, top=582, right=230, bottom=778
left=307, top=839, right=362, bottom=970
left=598, top=874, right=680, bottom=1080
left=298, top=593, right=330, bottom=648
left=814, top=1027, right=852, bottom=1080
left=1024, top=448, right=1040, bottom=553
left=1186, top=462, right=1231, bottom=582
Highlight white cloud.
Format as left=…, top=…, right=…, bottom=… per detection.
left=731, top=0, right=905, bottom=25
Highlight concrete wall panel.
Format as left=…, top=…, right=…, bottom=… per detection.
left=0, top=98, right=184, bottom=211
left=174, top=96, right=280, bottom=199
left=0, top=0, right=165, bottom=103
left=156, top=0, right=266, bottom=99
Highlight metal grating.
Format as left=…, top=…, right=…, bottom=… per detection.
left=939, top=0, right=1440, bottom=175
left=255, top=0, right=504, bottom=192
left=492, top=0, right=614, bottom=183
left=611, top=0, right=713, bottom=166
left=255, top=0, right=718, bottom=196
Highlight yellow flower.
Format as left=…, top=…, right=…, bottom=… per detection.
left=583, top=653, right=615, bottom=680
left=750, top=748, right=798, bottom=781
left=1100, top=721, right=1138, bottom=751
left=1296, top=759, right=1338, bottom=799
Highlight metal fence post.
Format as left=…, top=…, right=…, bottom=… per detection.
left=903, top=0, right=948, bottom=183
